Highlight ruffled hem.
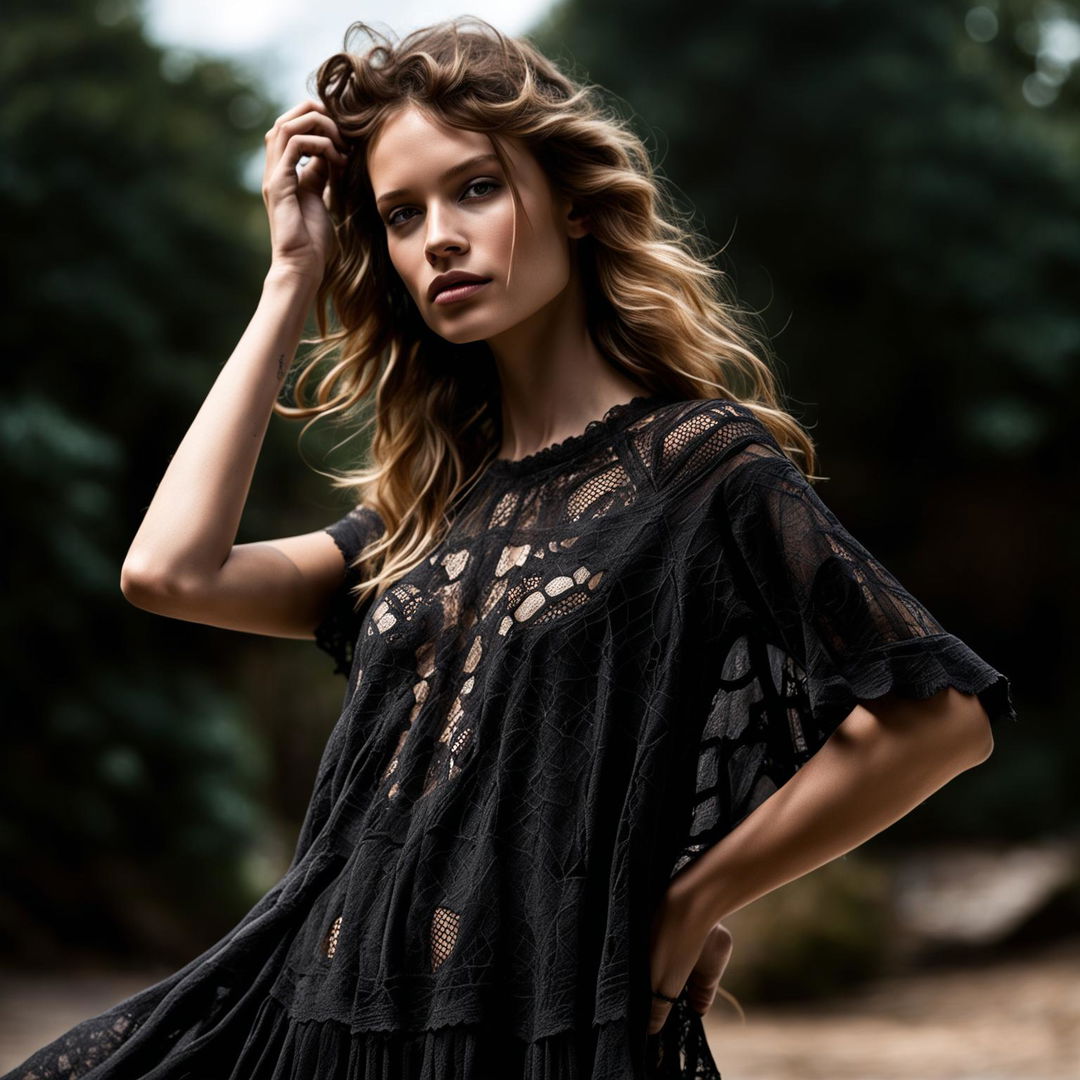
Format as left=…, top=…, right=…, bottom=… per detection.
left=224, top=992, right=721, bottom=1080
left=809, top=631, right=1018, bottom=735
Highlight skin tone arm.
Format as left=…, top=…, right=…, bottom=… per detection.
left=120, top=100, right=356, bottom=638
left=647, top=684, right=994, bottom=1035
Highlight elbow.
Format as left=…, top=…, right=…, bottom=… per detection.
left=955, top=694, right=995, bottom=769
left=969, top=724, right=995, bottom=767
left=120, top=558, right=192, bottom=611
left=120, top=561, right=162, bottom=609
left=864, top=686, right=995, bottom=770
left=922, top=685, right=996, bottom=768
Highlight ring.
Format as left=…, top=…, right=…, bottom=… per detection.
left=651, top=988, right=680, bottom=1004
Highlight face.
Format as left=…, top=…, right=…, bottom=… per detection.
left=366, top=104, right=588, bottom=345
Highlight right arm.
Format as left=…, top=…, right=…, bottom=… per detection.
left=120, top=99, right=355, bottom=642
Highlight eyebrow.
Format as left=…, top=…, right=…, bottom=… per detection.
left=374, top=153, right=502, bottom=208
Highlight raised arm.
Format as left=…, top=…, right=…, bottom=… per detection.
left=120, top=99, right=354, bottom=642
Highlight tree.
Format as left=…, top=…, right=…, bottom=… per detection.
left=0, top=0, right=299, bottom=963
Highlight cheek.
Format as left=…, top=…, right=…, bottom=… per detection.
left=494, top=200, right=565, bottom=284
left=471, top=207, right=514, bottom=266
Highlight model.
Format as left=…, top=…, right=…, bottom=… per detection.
left=4, top=15, right=1017, bottom=1080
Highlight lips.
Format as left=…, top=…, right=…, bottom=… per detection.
left=433, top=280, right=491, bottom=306
left=428, top=272, right=492, bottom=302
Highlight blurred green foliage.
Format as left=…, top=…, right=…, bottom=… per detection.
left=0, top=0, right=353, bottom=965
left=722, top=855, right=895, bottom=1001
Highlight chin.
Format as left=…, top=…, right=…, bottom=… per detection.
left=437, top=329, right=490, bottom=345
left=428, top=305, right=520, bottom=345
left=429, top=318, right=496, bottom=345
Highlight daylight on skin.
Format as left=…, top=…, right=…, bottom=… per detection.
left=367, top=105, right=587, bottom=350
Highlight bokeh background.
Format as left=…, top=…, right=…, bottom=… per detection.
left=2, top=0, right=1078, bottom=1075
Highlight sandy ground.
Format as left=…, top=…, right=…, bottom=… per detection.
left=1, top=938, right=1078, bottom=1078
left=704, top=937, right=1080, bottom=1080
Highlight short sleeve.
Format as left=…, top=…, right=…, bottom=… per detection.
left=676, top=432, right=1018, bottom=867
left=313, top=503, right=385, bottom=677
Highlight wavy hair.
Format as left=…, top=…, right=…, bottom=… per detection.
left=276, top=15, right=818, bottom=609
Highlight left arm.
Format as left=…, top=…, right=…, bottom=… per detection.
left=647, top=685, right=993, bottom=1034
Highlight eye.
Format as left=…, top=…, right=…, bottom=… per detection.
left=385, top=178, right=502, bottom=229
left=464, top=179, right=499, bottom=199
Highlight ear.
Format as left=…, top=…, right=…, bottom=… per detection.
left=566, top=206, right=591, bottom=239
left=558, top=193, right=590, bottom=239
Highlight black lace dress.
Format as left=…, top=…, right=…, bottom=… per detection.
left=3, top=395, right=1018, bottom=1080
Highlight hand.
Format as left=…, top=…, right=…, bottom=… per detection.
left=647, top=880, right=734, bottom=1036
left=261, top=98, right=351, bottom=284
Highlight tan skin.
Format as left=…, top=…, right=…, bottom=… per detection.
left=119, top=98, right=734, bottom=1037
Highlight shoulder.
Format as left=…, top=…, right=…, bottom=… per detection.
left=323, top=501, right=387, bottom=560
left=343, top=502, right=386, bottom=534
left=643, top=397, right=788, bottom=492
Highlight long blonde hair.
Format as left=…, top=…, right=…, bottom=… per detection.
left=276, top=15, right=818, bottom=608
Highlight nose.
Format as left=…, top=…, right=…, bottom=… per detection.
left=424, top=204, right=468, bottom=262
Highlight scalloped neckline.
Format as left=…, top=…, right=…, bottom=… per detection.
left=483, top=393, right=673, bottom=480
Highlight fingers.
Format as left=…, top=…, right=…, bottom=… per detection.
left=267, top=101, right=344, bottom=145
left=272, top=112, right=349, bottom=157
left=264, top=97, right=333, bottom=142
left=270, top=98, right=329, bottom=126
left=263, top=100, right=349, bottom=186
left=289, top=134, right=349, bottom=171
left=647, top=986, right=684, bottom=1036
left=685, top=972, right=718, bottom=1016
left=685, top=923, right=734, bottom=1016
left=703, top=922, right=735, bottom=978
left=646, top=900, right=734, bottom=1037
left=647, top=1002, right=668, bottom=1036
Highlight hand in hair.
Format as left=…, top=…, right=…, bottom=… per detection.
left=261, top=98, right=351, bottom=284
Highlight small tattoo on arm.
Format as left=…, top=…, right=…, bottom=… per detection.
left=276, top=352, right=287, bottom=379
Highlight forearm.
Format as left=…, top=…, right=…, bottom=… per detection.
left=121, top=267, right=317, bottom=591
left=674, top=686, right=993, bottom=929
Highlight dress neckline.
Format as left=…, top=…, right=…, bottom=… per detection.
left=483, top=392, right=675, bottom=481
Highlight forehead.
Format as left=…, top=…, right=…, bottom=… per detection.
left=366, top=104, right=532, bottom=193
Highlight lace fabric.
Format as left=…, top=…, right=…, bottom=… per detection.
left=4, top=395, right=1017, bottom=1080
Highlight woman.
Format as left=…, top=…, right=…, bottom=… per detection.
left=4, top=16, right=1016, bottom=1080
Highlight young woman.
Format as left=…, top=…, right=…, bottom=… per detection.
left=5, top=16, right=1017, bottom=1080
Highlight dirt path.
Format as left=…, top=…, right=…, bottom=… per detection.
left=703, top=937, right=1080, bottom=1079
left=2, top=938, right=1077, bottom=1077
